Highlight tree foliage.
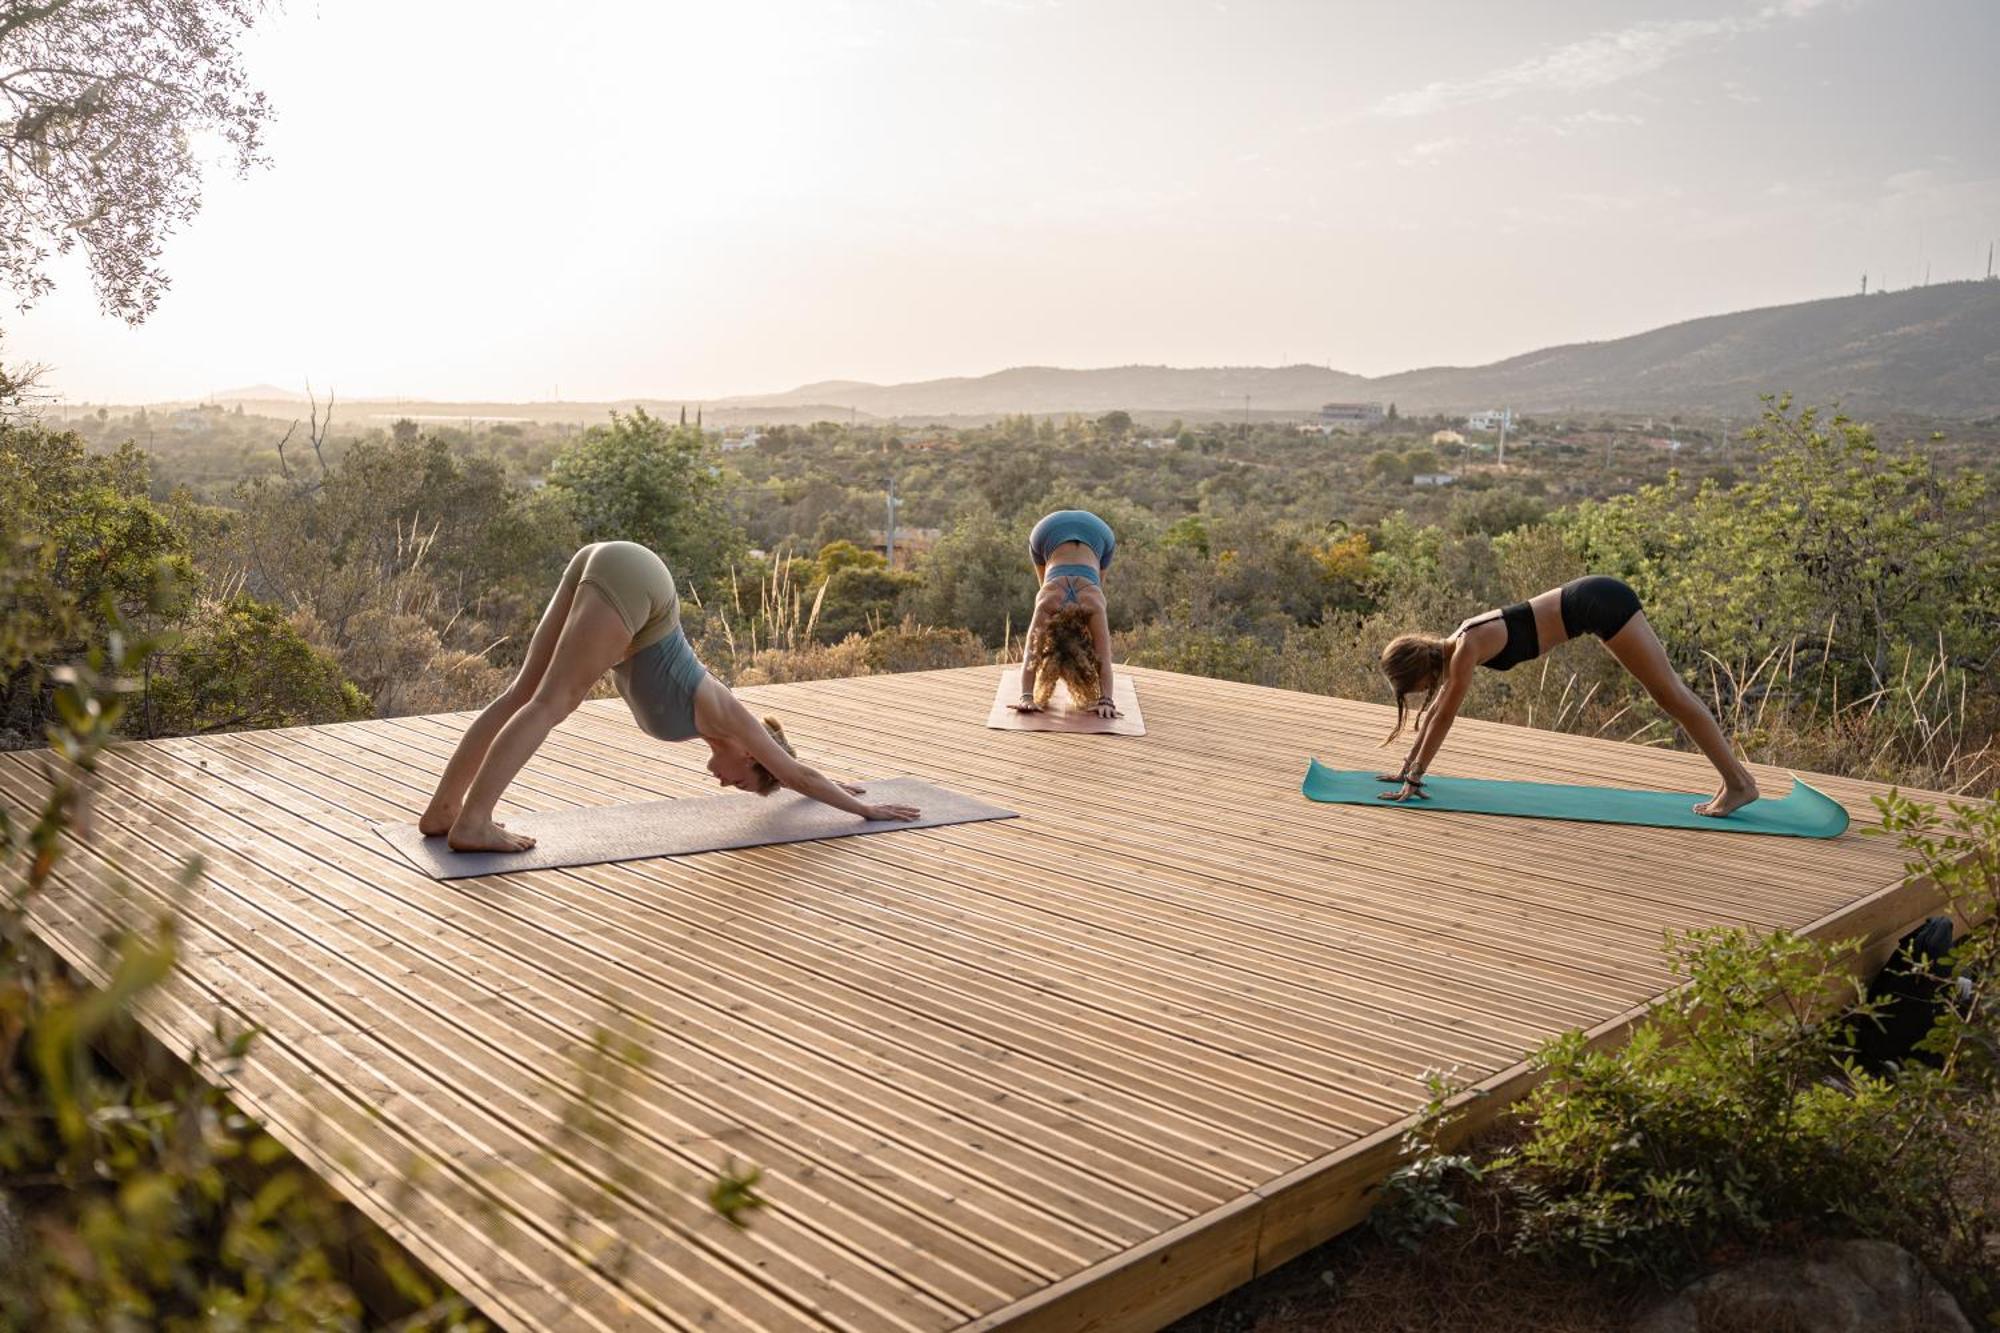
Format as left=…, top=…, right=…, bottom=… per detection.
left=544, top=409, right=742, bottom=594
left=0, top=423, right=192, bottom=743
left=898, top=507, right=1033, bottom=646
left=815, top=563, right=919, bottom=642
left=0, top=0, right=273, bottom=319
left=0, top=417, right=373, bottom=747
left=1561, top=400, right=1998, bottom=693
left=143, top=595, right=371, bottom=736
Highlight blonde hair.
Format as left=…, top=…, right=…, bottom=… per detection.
left=1379, top=633, right=1448, bottom=745
left=1029, top=606, right=1102, bottom=711
left=749, top=715, right=797, bottom=796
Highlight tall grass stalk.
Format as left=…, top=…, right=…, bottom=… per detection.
left=1501, top=624, right=1996, bottom=793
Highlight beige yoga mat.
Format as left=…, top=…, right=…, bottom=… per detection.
left=985, top=667, right=1146, bottom=736
left=374, top=778, right=1017, bottom=880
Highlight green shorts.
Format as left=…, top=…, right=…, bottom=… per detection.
left=561, top=542, right=680, bottom=651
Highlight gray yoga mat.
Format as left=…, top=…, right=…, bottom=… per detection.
left=374, top=778, right=1018, bottom=880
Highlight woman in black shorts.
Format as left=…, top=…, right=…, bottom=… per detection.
left=1374, top=576, right=1759, bottom=816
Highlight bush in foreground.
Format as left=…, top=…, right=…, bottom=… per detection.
left=1375, top=790, right=2000, bottom=1315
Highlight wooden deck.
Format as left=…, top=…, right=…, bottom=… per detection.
left=3, top=664, right=1963, bottom=1332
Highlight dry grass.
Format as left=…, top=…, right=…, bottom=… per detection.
left=699, top=546, right=828, bottom=663
left=688, top=552, right=992, bottom=687
left=1286, top=613, right=1999, bottom=796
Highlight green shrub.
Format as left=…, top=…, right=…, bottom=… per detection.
left=1371, top=1069, right=1487, bottom=1253
left=142, top=596, right=372, bottom=736
left=1369, top=791, right=2000, bottom=1313
left=1116, top=623, right=1276, bottom=684
left=1, top=627, right=483, bottom=1331
left=862, top=620, right=990, bottom=673
left=1503, top=927, right=1886, bottom=1279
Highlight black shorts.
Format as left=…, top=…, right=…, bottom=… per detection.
left=1560, top=576, right=1642, bottom=641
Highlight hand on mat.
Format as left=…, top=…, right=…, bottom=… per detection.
left=1373, top=772, right=1411, bottom=784
left=1007, top=697, right=1043, bottom=713
left=837, top=783, right=920, bottom=821
left=1377, top=780, right=1429, bottom=803
left=1086, top=697, right=1121, bottom=719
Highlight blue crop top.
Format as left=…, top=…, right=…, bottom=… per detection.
left=612, top=627, right=709, bottom=740
left=1044, top=562, right=1102, bottom=605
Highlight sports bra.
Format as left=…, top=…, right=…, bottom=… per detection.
left=1472, top=601, right=1540, bottom=672
left=612, top=627, right=709, bottom=740
left=1044, top=563, right=1101, bottom=605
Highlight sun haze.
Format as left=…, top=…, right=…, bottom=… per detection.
left=9, top=0, right=1997, bottom=404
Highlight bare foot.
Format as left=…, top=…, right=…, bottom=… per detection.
left=1694, top=778, right=1760, bottom=817
left=418, top=800, right=460, bottom=837
left=448, top=816, right=536, bottom=853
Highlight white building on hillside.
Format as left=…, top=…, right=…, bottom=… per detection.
left=1319, top=401, right=1386, bottom=430
left=1465, top=409, right=1512, bottom=432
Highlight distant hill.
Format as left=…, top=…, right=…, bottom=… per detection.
left=1369, top=281, right=2000, bottom=418
left=158, top=281, right=2000, bottom=426
left=722, top=364, right=1376, bottom=419
left=717, top=281, right=2000, bottom=420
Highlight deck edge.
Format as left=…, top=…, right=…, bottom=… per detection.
left=956, top=855, right=1974, bottom=1332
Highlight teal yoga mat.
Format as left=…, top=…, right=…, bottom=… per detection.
left=1301, top=760, right=1850, bottom=838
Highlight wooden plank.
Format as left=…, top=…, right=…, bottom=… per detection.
left=408, top=708, right=1616, bottom=1040
left=0, top=756, right=942, bottom=1333
left=6, top=663, right=1971, bottom=1333
left=291, top=721, right=1408, bottom=1143
left=88, top=739, right=1124, bottom=1294
left=235, top=727, right=1292, bottom=1194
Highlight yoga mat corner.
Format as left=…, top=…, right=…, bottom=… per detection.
left=1300, top=759, right=1850, bottom=839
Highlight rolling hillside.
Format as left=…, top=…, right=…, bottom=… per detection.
left=717, top=281, right=2000, bottom=420
left=181, top=281, right=2000, bottom=426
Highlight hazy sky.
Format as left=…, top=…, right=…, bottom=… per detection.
left=9, top=0, right=1998, bottom=403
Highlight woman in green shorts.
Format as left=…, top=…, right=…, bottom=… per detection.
left=421, top=541, right=921, bottom=853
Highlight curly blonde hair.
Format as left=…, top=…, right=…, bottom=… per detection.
left=1029, top=606, right=1103, bottom=710
left=749, top=715, right=797, bottom=795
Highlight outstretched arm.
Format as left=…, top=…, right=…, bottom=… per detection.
left=1088, top=603, right=1118, bottom=718
left=721, top=697, right=920, bottom=820
left=1381, top=665, right=1471, bottom=802
left=1013, top=597, right=1046, bottom=711
left=1378, top=714, right=1431, bottom=784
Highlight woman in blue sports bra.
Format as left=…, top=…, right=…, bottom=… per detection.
left=1374, top=576, right=1760, bottom=817
left=1013, top=510, right=1120, bottom=719
left=420, top=541, right=920, bottom=853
